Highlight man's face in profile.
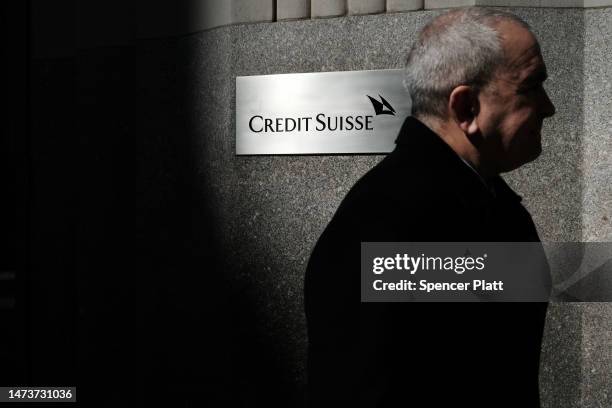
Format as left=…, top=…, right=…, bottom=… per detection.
left=476, top=20, right=556, bottom=173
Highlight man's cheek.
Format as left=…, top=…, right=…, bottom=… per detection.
left=512, top=119, right=542, bottom=162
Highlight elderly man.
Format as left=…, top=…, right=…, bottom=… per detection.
left=305, top=8, right=555, bottom=408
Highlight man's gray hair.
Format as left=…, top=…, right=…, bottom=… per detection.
left=404, top=8, right=530, bottom=119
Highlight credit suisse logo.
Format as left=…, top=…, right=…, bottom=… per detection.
left=248, top=94, right=396, bottom=133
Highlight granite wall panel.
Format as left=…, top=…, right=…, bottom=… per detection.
left=477, top=0, right=583, bottom=7
left=386, top=0, right=425, bottom=12
left=425, top=0, right=475, bottom=8
left=579, top=7, right=612, bottom=408
left=348, top=0, right=386, bottom=15
left=232, top=0, right=275, bottom=24
left=311, top=0, right=347, bottom=18
left=583, top=7, right=612, bottom=242
left=278, top=0, right=311, bottom=20
left=133, top=7, right=610, bottom=406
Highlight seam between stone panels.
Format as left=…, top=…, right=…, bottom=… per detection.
left=170, top=4, right=611, bottom=38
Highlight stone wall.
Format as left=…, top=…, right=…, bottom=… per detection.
left=131, top=6, right=611, bottom=406
left=25, top=2, right=610, bottom=406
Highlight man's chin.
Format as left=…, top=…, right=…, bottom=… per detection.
left=530, top=142, right=543, bottom=161
left=520, top=146, right=543, bottom=168
left=501, top=147, right=542, bottom=173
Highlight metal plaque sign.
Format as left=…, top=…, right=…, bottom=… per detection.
left=236, top=69, right=411, bottom=155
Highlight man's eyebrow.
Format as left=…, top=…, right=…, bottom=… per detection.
left=523, top=70, right=548, bottom=84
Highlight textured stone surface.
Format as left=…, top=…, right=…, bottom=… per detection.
left=129, top=1, right=612, bottom=44
left=584, top=0, right=612, bottom=6
left=311, top=0, right=347, bottom=18
left=278, top=0, right=311, bottom=20
left=201, top=0, right=232, bottom=30
left=477, top=0, right=583, bottom=7
left=580, top=8, right=612, bottom=408
left=428, top=0, right=612, bottom=6
left=583, top=7, right=612, bottom=242
left=348, top=0, right=386, bottom=15
left=387, top=0, right=425, bottom=11
left=232, top=0, right=275, bottom=24
left=134, top=7, right=611, bottom=406
left=581, top=303, right=612, bottom=407
left=425, top=0, right=475, bottom=8
left=540, top=303, right=584, bottom=408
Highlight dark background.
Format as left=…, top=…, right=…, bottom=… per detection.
left=3, top=1, right=263, bottom=406
left=4, top=1, right=610, bottom=407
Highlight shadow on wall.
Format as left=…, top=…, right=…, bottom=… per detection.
left=22, top=1, right=303, bottom=406
left=134, top=34, right=299, bottom=406
left=21, top=1, right=606, bottom=407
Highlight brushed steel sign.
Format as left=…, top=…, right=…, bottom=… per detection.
left=236, top=69, right=411, bottom=155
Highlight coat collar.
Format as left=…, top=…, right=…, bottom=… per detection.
left=393, top=116, right=524, bottom=207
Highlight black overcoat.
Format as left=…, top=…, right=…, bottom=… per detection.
left=305, top=117, right=549, bottom=407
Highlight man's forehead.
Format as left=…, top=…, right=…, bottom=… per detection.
left=496, top=22, right=546, bottom=80
left=510, top=46, right=547, bottom=83
left=509, top=43, right=544, bottom=70
left=497, top=21, right=539, bottom=61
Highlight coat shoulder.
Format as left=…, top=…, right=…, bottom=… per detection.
left=321, top=152, right=447, bottom=243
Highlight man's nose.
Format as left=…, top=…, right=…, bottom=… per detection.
left=541, top=89, right=556, bottom=118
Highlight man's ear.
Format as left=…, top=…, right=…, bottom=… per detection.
left=448, top=85, right=479, bottom=135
